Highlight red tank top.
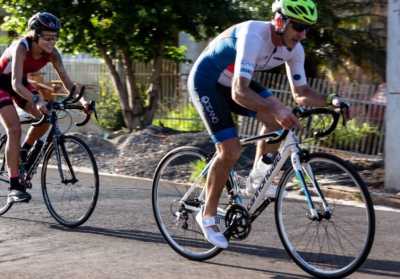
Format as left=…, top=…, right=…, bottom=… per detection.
left=0, top=36, right=51, bottom=75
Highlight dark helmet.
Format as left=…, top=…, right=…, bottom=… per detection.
left=28, top=12, right=61, bottom=33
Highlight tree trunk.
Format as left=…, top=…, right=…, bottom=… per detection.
left=143, top=54, right=162, bottom=126
left=121, top=49, right=143, bottom=129
left=98, top=46, right=136, bottom=130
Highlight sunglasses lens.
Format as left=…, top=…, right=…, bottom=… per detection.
left=40, top=35, right=58, bottom=42
left=291, top=22, right=309, bottom=32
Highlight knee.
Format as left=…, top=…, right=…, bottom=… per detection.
left=216, top=142, right=241, bottom=166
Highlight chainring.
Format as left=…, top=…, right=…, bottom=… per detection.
left=224, top=204, right=251, bottom=240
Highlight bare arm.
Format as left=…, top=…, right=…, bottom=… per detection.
left=291, top=85, right=327, bottom=107
left=50, top=48, right=74, bottom=92
left=232, top=77, right=274, bottom=112
left=50, top=49, right=89, bottom=106
left=232, top=76, right=299, bottom=129
left=11, top=44, right=37, bottom=103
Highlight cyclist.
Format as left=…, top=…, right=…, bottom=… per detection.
left=188, top=0, right=344, bottom=249
left=0, top=12, right=90, bottom=203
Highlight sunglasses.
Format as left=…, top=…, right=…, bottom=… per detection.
left=39, top=35, right=58, bottom=42
left=290, top=21, right=310, bottom=33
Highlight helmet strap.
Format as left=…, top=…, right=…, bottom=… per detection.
left=273, top=12, right=289, bottom=35
left=33, top=30, right=41, bottom=42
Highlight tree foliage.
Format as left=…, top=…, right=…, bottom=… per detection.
left=0, top=0, right=249, bottom=130
left=247, top=0, right=386, bottom=82
left=0, top=0, right=386, bottom=131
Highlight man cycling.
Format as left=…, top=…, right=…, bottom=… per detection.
left=0, top=12, right=90, bottom=203
left=188, top=0, right=344, bottom=249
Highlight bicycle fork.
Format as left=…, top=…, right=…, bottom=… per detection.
left=54, top=136, right=78, bottom=184
left=290, top=148, right=332, bottom=221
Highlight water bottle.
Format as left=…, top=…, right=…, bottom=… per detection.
left=246, top=153, right=274, bottom=194
left=26, top=139, right=44, bottom=170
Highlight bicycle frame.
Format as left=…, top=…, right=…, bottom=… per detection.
left=242, top=130, right=331, bottom=221
left=27, top=110, right=78, bottom=184
left=179, top=128, right=332, bottom=224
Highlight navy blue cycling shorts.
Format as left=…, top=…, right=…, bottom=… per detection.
left=189, top=78, right=272, bottom=144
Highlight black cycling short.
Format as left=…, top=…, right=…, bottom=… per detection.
left=0, top=74, right=33, bottom=110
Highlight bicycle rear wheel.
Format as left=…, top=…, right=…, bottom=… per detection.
left=41, top=135, right=99, bottom=227
left=275, top=152, right=375, bottom=278
left=0, top=135, right=12, bottom=215
left=152, top=146, right=227, bottom=261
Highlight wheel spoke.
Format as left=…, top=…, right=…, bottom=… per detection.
left=152, top=147, right=225, bottom=260
left=276, top=153, right=375, bottom=278
left=42, top=136, right=99, bottom=227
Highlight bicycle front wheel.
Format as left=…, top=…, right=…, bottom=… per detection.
left=152, top=146, right=226, bottom=261
left=0, top=135, right=12, bottom=215
left=275, top=152, right=375, bottom=278
left=41, top=135, right=99, bottom=227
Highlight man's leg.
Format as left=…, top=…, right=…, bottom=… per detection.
left=203, top=138, right=241, bottom=218
left=254, top=114, right=282, bottom=165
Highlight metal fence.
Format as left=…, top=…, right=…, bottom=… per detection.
left=0, top=43, right=385, bottom=157
left=40, top=59, right=384, bottom=157
left=153, top=70, right=385, bottom=158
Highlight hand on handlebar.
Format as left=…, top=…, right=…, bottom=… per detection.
left=36, top=99, right=49, bottom=115
left=275, top=106, right=301, bottom=130
left=327, top=94, right=350, bottom=125
left=332, top=97, right=350, bottom=125
left=258, top=99, right=301, bottom=130
left=80, top=98, right=92, bottom=114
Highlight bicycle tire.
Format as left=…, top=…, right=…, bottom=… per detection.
left=0, top=135, right=12, bottom=215
left=152, top=146, right=224, bottom=261
left=275, top=152, right=375, bottom=278
left=41, top=135, right=99, bottom=227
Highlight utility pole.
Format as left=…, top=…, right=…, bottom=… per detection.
left=385, top=0, right=400, bottom=192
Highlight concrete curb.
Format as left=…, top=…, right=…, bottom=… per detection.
left=371, top=192, right=400, bottom=209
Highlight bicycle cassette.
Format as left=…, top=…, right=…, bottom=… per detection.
left=225, top=204, right=251, bottom=240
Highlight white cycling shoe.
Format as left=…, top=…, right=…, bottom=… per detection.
left=195, top=210, right=228, bottom=249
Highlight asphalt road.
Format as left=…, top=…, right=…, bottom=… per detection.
left=0, top=170, right=399, bottom=279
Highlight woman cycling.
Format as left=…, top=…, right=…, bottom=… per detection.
left=0, top=12, right=90, bottom=203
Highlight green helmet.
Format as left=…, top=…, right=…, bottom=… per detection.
left=272, top=0, right=318, bottom=25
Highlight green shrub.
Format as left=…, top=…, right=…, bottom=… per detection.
left=95, top=79, right=125, bottom=131
left=153, top=103, right=204, bottom=132
left=304, top=116, right=380, bottom=149
left=189, top=159, right=207, bottom=183
left=327, top=119, right=379, bottom=147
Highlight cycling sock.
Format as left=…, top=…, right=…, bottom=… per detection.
left=9, top=176, right=24, bottom=191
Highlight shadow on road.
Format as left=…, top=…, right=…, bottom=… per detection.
left=51, top=224, right=400, bottom=278
left=207, top=261, right=312, bottom=279
left=358, top=259, right=400, bottom=278
left=2, top=215, right=398, bottom=279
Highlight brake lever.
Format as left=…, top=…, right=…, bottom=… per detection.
left=76, top=100, right=96, bottom=126
left=340, top=102, right=350, bottom=127
left=90, top=101, right=98, bottom=120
